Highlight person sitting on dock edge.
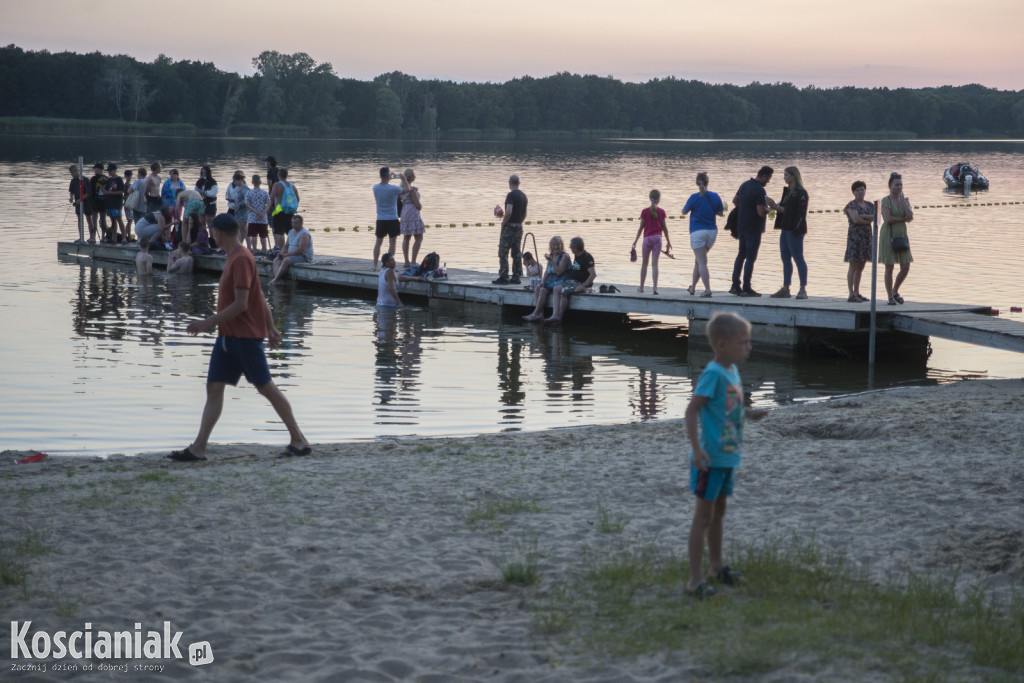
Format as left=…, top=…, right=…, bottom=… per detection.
left=269, top=214, right=314, bottom=286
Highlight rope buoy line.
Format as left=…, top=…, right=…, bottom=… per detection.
left=304, top=201, right=1023, bottom=232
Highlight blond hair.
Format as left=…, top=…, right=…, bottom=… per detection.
left=785, top=165, right=804, bottom=190
left=706, top=311, right=752, bottom=346
left=549, top=235, right=565, bottom=253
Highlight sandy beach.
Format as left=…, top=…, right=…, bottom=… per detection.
left=3, top=378, right=1023, bottom=681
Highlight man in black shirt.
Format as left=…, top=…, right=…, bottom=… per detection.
left=494, top=174, right=527, bottom=284
left=88, top=163, right=109, bottom=244
left=104, top=163, right=126, bottom=243
left=68, top=164, right=89, bottom=243
left=730, top=166, right=776, bottom=296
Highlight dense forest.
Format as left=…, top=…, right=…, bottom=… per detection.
left=3, top=44, right=1023, bottom=138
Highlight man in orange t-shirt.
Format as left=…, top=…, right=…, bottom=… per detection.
left=169, top=213, right=311, bottom=461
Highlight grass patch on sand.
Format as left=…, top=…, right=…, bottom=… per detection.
left=595, top=504, right=627, bottom=533
left=1, top=530, right=54, bottom=599
left=468, top=496, right=543, bottom=526
left=537, top=539, right=1024, bottom=679
left=496, top=538, right=541, bottom=586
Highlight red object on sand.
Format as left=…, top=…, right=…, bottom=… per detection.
left=990, top=309, right=1000, bottom=316
left=15, top=453, right=48, bottom=464
left=493, top=205, right=504, bottom=218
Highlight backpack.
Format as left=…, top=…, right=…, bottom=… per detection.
left=280, top=181, right=298, bottom=214
left=419, top=252, right=440, bottom=273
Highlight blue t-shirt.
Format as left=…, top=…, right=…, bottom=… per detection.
left=735, top=178, right=768, bottom=235
left=682, top=191, right=724, bottom=233
left=691, top=361, right=745, bottom=468
left=373, top=183, right=403, bottom=220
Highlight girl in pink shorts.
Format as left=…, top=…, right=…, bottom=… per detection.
left=631, top=189, right=673, bottom=294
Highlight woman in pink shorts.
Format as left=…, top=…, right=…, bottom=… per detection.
left=631, top=189, right=672, bottom=294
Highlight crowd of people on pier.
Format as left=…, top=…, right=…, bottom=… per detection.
left=617, top=165, right=912, bottom=306
left=68, top=157, right=917, bottom=314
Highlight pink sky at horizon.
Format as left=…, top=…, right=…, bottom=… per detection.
left=5, top=0, right=1023, bottom=91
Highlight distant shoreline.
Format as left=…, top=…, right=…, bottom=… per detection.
left=7, top=116, right=1019, bottom=142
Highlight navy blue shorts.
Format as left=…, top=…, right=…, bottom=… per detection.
left=207, top=336, right=271, bottom=387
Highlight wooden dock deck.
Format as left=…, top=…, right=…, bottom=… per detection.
left=57, top=241, right=1024, bottom=355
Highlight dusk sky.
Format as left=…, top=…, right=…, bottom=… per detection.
left=5, top=0, right=1023, bottom=90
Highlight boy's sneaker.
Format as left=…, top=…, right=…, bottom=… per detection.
left=509, top=276, right=521, bottom=284
left=728, top=284, right=743, bottom=296
left=740, top=288, right=762, bottom=297
left=491, top=277, right=510, bottom=285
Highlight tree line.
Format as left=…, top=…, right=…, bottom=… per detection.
left=3, top=44, right=1023, bottom=138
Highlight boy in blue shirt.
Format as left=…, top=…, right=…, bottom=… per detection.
left=684, top=311, right=767, bottom=597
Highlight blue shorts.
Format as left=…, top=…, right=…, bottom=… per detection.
left=690, top=465, right=735, bottom=501
left=106, top=208, right=123, bottom=218
left=207, top=336, right=271, bottom=387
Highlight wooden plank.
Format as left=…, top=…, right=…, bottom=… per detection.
left=56, top=241, right=992, bottom=337
left=891, top=311, right=1024, bottom=353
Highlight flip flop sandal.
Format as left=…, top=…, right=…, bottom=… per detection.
left=687, top=285, right=696, bottom=295
left=715, top=565, right=745, bottom=586
left=687, top=582, right=717, bottom=599
left=281, top=444, right=312, bottom=457
left=167, top=447, right=206, bottom=462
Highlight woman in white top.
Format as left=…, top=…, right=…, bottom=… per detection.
left=225, top=171, right=250, bottom=233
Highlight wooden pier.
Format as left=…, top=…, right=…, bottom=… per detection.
left=57, top=241, right=1024, bottom=357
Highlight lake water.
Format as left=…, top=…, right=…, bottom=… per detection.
left=3, top=135, right=1024, bottom=455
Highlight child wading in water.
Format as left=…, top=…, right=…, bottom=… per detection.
left=631, top=189, right=671, bottom=294
left=684, top=311, right=767, bottom=597
left=135, top=237, right=153, bottom=275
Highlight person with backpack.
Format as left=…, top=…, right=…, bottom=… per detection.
left=681, top=172, right=725, bottom=298
left=268, top=168, right=299, bottom=255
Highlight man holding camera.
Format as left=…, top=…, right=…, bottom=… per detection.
left=372, top=166, right=411, bottom=272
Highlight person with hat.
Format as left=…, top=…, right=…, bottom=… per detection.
left=170, top=213, right=311, bottom=461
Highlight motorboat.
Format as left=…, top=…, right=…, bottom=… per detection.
left=943, top=162, right=989, bottom=191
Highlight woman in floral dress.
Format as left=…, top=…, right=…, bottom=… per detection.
left=399, top=168, right=425, bottom=269
left=843, top=180, right=875, bottom=302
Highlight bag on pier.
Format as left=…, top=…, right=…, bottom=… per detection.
left=419, top=252, right=440, bottom=273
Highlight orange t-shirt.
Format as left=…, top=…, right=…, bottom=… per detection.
left=217, top=247, right=267, bottom=339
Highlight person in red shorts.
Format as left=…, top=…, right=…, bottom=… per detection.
left=169, top=213, right=311, bottom=461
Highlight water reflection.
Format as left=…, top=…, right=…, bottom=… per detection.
left=372, top=306, right=426, bottom=423
left=65, top=255, right=216, bottom=347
